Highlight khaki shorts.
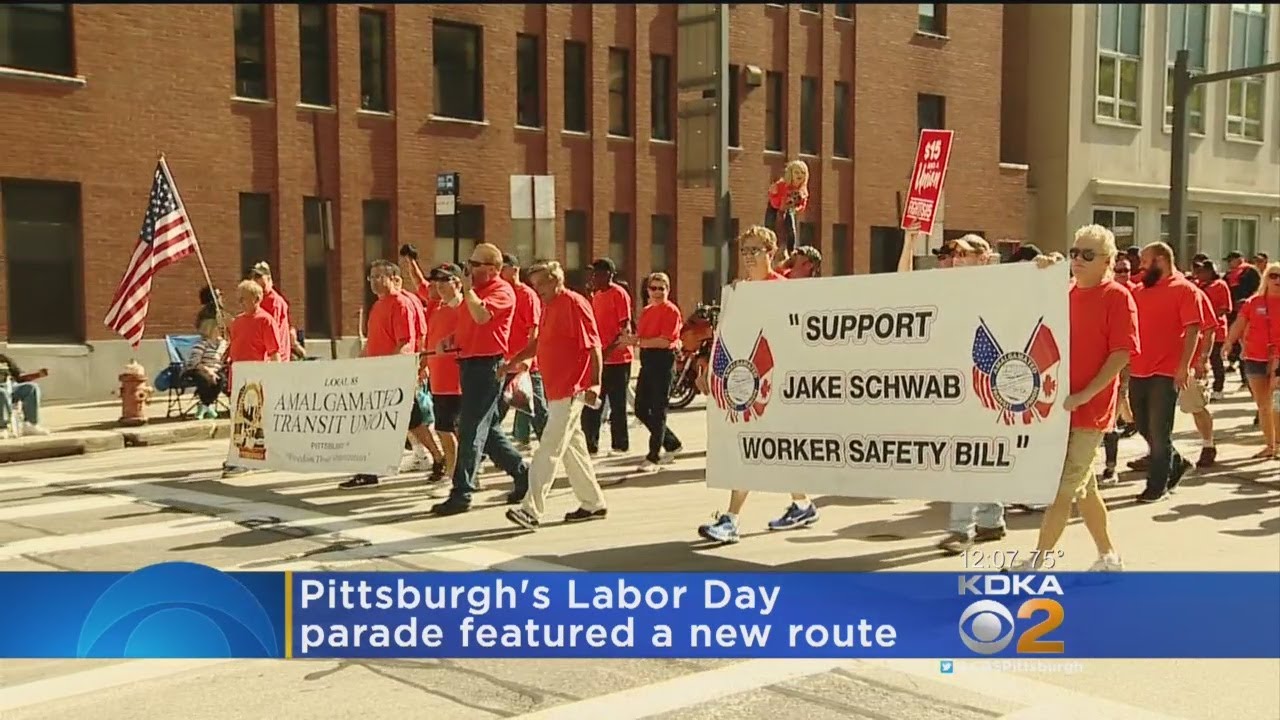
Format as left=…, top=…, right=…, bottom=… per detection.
left=1057, top=429, right=1104, bottom=501
left=1177, top=380, right=1208, bottom=414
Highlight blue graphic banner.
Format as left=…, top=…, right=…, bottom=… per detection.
left=0, top=563, right=1276, bottom=659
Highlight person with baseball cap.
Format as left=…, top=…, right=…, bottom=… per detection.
left=583, top=257, right=634, bottom=457
left=1224, top=251, right=1262, bottom=384
left=423, top=262, right=467, bottom=484
left=496, top=253, right=549, bottom=447
left=780, top=245, right=823, bottom=278
left=1010, top=244, right=1044, bottom=263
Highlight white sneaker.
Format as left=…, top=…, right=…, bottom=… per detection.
left=634, top=461, right=660, bottom=474
left=658, top=449, right=679, bottom=465
left=1089, top=553, right=1124, bottom=571
left=1009, top=556, right=1045, bottom=573
left=0, top=429, right=10, bottom=440
left=22, top=423, right=50, bottom=436
left=1210, top=390, right=1225, bottom=402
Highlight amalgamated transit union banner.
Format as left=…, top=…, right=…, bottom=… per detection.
left=706, top=262, right=1072, bottom=503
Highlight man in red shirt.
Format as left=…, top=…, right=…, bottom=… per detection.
left=582, top=258, right=634, bottom=457
left=424, top=263, right=466, bottom=487
left=1178, top=285, right=1219, bottom=467
left=222, top=279, right=283, bottom=478
left=393, top=271, right=446, bottom=478
left=1194, top=261, right=1233, bottom=399
left=250, top=262, right=300, bottom=361
left=1016, top=224, right=1137, bottom=571
left=502, top=260, right=607, bottom=530
left=497, top=253, right=549, bottom=444
left=1130, top=242, right=1201, bottom=502
left=430, top=243, right=529, bottom=516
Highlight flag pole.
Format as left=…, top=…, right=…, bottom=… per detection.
left=159, top=154, right=228, bottom=336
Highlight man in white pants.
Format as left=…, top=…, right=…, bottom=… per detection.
left=503, top=261, right=608, bottom=529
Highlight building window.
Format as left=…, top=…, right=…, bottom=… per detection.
left=1221, top=216, right=1259, bottom=257
left=0, top=3, right=73, bottom=76
left=1227, top=4, right=1268, bottom=141
left=799, top=76, right=820, bottom=155
left=239, top=193, right=273, bottom=280
left=608, top=212, right=632, bottom=287
left=798, top=222, right=817, bottom=248
left=703, top=217, right=740, bottom=303
left=564, top=41, right=588, bottom=133
left=917, top=4, right=946, bottom=34
left=363, top=200, right=391, bottom=313
left=651, top=215, right=672, bottom=275
left=728, top=64, right=741, bottom=148
left=1164, top=4, right=1208, bottom=134
left=516, top=34, right=541, bottom=128
left=302, top=198, right=331, bottom=337
left=834, top=4, right=853, bottom=20
left=359, top=10, right=389, bottom=112
left=564, top=210, right=589, bottom=292
left=833, top=82, right=851, bottom=157
left=1095, top=4, right=1143, bottom=125
left=233, top=4, right=267, bottom=99
left=298, top=4, right=331, bottom=107
left=608, top=48, right=631, bottom=137
left=832, top=224, right=852, bottom=275
left=869, top=226, right=905, bottom=274
left=1, top=179, right=81, bottom=343
left=765, top=71, right=784, bottom=151
left=651, top=54, right=672, bottom=141
left=917, top=93, right=946, bottom=132
left=433, top=204, right=484, bottom=264
left=1159, top=212, right=1202, bottom=259
left=433, top=21, right=483, bottom=121
left=800, top=4, right=821, bottom=13
left=1091, top=206, right=1137, bottom=248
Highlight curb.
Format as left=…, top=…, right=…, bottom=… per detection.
left=0, top=421, right=230, bottom=464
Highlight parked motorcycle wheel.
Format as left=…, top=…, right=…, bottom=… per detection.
left=668, top=372, right=698, bottom=409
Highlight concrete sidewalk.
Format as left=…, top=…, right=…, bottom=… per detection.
left=0, top=399, right=228, bottom=464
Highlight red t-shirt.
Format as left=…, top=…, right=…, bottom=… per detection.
left=763, top=270, right=787, bottom=281
left=537, top=289, right=602, bottom=402
left=507, top=279, right=542, bottom=374
left=228, top=307, right=282, bottom=386
left=1238, top=295, right=1280, bottom=362
left=591, top=283, right=634, bottom=365
left=259, top=288, right=292, bottom=362
left=1130, top=273, right=1202, bottom=378
left=1202, top=279, right=1232, bottom=342
left=1191, top=287, right=1216, bottom=360
left=401, top=289, right=428, bottom=352
left=425, top=299, right=462, bottom=395
left=1069, top=280, right=1140, bottom=431
left=414, top=282, right=431, bottom=305
left=455, top=277, right=516, bottom=359
left=767, top=179, right=809, bottom=214
left=636, top=300, right=683, bottom=350
left=365, top=291, right=417, bottom=358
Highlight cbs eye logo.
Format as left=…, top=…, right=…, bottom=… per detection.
left=957, top=598, right=1065, bottom=655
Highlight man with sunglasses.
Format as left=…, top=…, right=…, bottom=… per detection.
left=430, top=243, right=530, bottom=516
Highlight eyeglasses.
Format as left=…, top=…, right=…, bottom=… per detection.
left=1267, top=273, right=1280, bottom=281
left=468, top=260, right=496, bottom=268
left=1114, top=268, right=1131, bottom=274
left=739, top=246, right=766, bottom=257
left=1069, top=247, right=1098, bottom=262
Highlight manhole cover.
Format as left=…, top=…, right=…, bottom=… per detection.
left=862, top=533, right=905, bottom=542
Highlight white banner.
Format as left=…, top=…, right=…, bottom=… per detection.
left=706, top=263, right=1072, bottom=503
left=226, top=355, right=417, bottom=476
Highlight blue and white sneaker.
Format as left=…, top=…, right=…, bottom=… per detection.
left=767, top=502, right=819, bottom=530
left=698, top=514, right=740, bottom=544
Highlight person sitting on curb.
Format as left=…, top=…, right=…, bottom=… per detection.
left=0, top=353, right=50, bottom=437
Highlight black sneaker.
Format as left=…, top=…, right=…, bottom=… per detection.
left=221, top=465, right=252, bottom=478
left=564, top=507, right=608, bottom=523
left=1099, top=467, right=1118, bottom=486
left=1127, top=456, right=1150, bottom=472
left=506, top=491, right=526, bottom=505
left=430, top=499, right=470, bottom=516
left=1195, top=446, right=1217, bottom=469
left=1136, top=489, right=1167, bottom=503
left=974, top=525, right=1006, bottom=542
left=1119, top=422, right=1138, bottom=439
left=1167, top=457, right=1193, bottom=492
left=339, top=474, right=379, bottom=490
left=427, top=460, right=446, bottom=482
left=506, top=508, right=540, bottom=530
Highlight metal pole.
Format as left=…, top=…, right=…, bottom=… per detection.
left=1168, top=49, right=1191, bottom=264
left=714, top=4, right=731, bottom=289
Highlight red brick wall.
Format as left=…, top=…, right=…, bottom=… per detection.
left=0, top=3, right=1025, bottom=342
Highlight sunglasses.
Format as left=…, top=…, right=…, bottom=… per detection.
left=467, top=260, right=496, bottom=268
left=739, top=246, right=766, bottom=257
left=1114, top=268, right=1130, bottom=274
left=1069, top=247, right=1101, bottom=262
left=1267, top=273, right=1280, bottom=281
left=648, top=285, right=668, bottom=292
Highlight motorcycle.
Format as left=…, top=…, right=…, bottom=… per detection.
left=668, top=302, right=720, bottom=409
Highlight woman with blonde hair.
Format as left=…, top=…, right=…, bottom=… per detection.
left=764, top=160, right=810, bottom=256
left=621, top=272, right=685, bottom=473
left=1222, top=260, right=1280, bottom=459
left=183, top=318, right=228, bottom=419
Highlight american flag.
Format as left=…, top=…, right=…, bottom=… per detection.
left=709, top=335, right=733, bottom=415
left=709, top=332, right=775, bottom=423
left=971, top=319, right=1014, bottom=424
left=104, top=160, right=199, bottom=346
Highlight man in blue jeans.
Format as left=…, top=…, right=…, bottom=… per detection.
left=431, top=243, right=530, bottom=516
left=0, top=354, right=50, bottom=436
left=498, top=253, right=549, bottom=445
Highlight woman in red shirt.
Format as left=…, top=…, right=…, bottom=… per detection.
left=1223, top=261, right=1280, bottom=458
left=621, top=272, right=685, bottom=473
left=763, top=160, right=809, bottom=256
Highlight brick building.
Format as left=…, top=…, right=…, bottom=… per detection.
left=0, top=3, right=1028, bottom=401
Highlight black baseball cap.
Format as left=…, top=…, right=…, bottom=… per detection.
left=1224, top=251, right=1245, bottom=261
left=590, top=257, right=616, bottom=274
left=1192, top=252, right=1209, bottom=263
left=1125, top=245, right=1141, bottom=256
left=427, top=263, right=462, bottom=281
left=501, top=253, right=519, bottom=267
left=1197, top=260, right=1220, bottom=277
left=794, top=245, right=823, bottom=263
left=1010, top=244, right=1043, bottom=262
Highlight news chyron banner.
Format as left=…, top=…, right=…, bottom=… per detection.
left=706, top=262, right=1071, bottom=503
left=225, top=354, right=416, bottom=476
left=1, top=564, right=1277, bottom=659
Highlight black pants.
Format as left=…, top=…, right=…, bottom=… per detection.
left=1130, top=375, right=1182, bottom=496
left=1209, top=341, right=1226, bottom=393
left=1226, top=310, right=1246, bottom=384
left=1103, top=431, right=1119, bottom=468
left=183, top=369, right=222, bottom=405
left=450, top=356, right=528, bottom=504
left=764, top=205, right=798, bottom=255
left=636, top=349, right=683, bottom=462
left=581, top=363, right=631, bottom=453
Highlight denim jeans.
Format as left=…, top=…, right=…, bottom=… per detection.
left=948, top=502, right=1005, bottom=537
left=504, top=371, right=549, bottom=443
left=581, top=363, right=631, bottom=453
left=450, top=356, right=528, bottom=505
left=764, top=205, right=798, bottom=255
left=0, top=382, right=41, bottom=426
left=1129, top=375, right=1182, bottom=495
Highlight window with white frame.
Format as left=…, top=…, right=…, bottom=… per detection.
left=1227, top=4, right=1268, bottom=141
left=1165, top=4, right=1208, bottom=134
left=1096, top=4, right=1143, bottom=124
left=1092, top=206, right=1138, bottom=247
left=1221, top=216, right=1258, bottom=257
left=1159, top=212, right=1201, bottom=259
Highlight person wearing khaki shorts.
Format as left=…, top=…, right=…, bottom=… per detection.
left=1182, top=287, right=1219, bottom=469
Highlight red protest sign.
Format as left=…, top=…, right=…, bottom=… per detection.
left=899, top=129, right=954, bottom=234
